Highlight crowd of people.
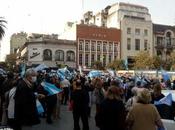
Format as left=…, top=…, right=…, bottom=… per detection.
left=0, top=68, right=175, bottom=130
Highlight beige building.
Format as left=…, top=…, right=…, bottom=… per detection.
left=153, top=24, right=175, bottom=60
left=10, top=32, right=27, bottom=54
left=18, top=39, right=76, bottom=68
left=107, top=2, right=153, bottom=65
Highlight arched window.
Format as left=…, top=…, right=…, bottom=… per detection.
left=55, top=50, right=64, bottom=61
left=67, top=51, right=75, bottom=61
left=166, top=32, right=172, bottom=46
left=43, top=49, right=52, bottom=61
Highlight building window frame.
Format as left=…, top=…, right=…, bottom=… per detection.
left=135, top=39, right=140, bottom=50
left=135, top=28, right=140, bottom=35
left=127, top=27, right=131, bottom=34
left=127, top=38, right=131, bottom=50
left=66, top=51, right=75, bottom=62
left=55, top=50, right=64, bottom=61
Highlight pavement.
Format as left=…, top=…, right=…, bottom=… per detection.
left=31, top=105, right=99, bottom=130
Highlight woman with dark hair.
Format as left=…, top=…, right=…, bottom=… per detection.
left=96, top=86, right=126, bottom=130
left=71, top=79, right=89, bottom=130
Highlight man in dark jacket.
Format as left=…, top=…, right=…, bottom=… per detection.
left=14, top=69, right=40, bottom=130
left=71, top=79, right=89, bottom=130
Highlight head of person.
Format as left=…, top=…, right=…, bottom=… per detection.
left=7, top=71, right=14, bottom=79
left=137, top=88, right=151, bottom=104
left=95, top=78, right=103, bottom=89
left=110, top=80, right=120, bottom=87
left=136, top=81, right=141, bottom=87
left=75, top=79, right=82, bottom=89
left=25, top=69, right=37, bottom=83
left=153, top=83, right=162, bottom=97
left=106, top=86, right=121, bottom=100
left=131, top=87, right=138, bottom=96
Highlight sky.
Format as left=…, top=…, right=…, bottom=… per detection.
left=0, top=0, right=175, bottom=61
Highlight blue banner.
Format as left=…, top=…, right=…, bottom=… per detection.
left=36, top=99, right=44, bottom=114
left=154, top=93, right=173, bottom=106
left=41, top=82, right=62, bottom=96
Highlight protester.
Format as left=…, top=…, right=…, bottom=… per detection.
left=125, top=87, right=138, bottom=111
left=61, top=78, right=70, bottom=105
left=70, top=79, right=89, bottom=130
left=14, top=69, right=40, bottom=130
left=126, top=88, right=164, bottom=130
left=96, top=86, right=126, bottom=130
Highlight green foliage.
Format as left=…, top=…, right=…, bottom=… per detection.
left=107, top=59, right=125, bottom=70
left=92, top=61, right=104, bottom=70
left=134, top=51, right=153, bottom=69
left=0, top=17, right=7, bottom=40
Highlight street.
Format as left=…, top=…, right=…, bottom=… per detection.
left=32, top=105, right=99, bottom=130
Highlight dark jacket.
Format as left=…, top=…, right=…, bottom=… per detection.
left=14, top=79, right=40, bottom=126
left=97, top=98, right=126, bottom=130
left=71, top=89, right=89, bottom=113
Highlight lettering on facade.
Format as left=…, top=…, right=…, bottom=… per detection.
left=30, top=52, right=40, bottom=59
left=92, top=33, right=107, bottom=38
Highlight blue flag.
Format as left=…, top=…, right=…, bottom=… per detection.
left=36, top=99, right=44, bottom=115
left=154, top=93, right=173, bottom=106
left=161, top=69, right=170, bottom=81
left=88, top=70, right=102, bottom=78
left=41, top=82, right=62, bottom=96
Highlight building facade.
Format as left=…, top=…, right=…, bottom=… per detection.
left=107, top=2, right=153, bottom=63
left=18, top=39, right=76, bottom=68
left=76, top=24, right=121, bottom=68
left=10, top=32, right=27, bottom=54
left=153, top=24, right=175, bottom=60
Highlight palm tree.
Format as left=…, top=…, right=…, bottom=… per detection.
left=0, top=17, right=7, bottom=40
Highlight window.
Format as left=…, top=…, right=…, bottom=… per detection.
left=43, top=49, right=52, bottom=61
left=91, top=41, right=95, bottom=51
left=85, top=54, right=89, bottom=66
left=79, top=54, right=82, bottom=65
left=109, top=43, right=112, bottom=52
left=91, top=54, right=95, bottom=64
left=135, top=39, right=140, bottom=50
left=55, top=50, right=64, bottom=61
left=109, top=55, right=112, bottom=63
left=144, top=40, right=148, bottom=50
left=103, top=55, right=106, bottom=66
left=79, top=41, right=83, bottom=50
left=127, top=28, right=131, bottom=34
left=127, top=38, right=131, bottom=50
left=103, top=43, right=107, bottom=52
left=135, top=28, right=140, bottom=35
left=97, top=55, right=100, bottom=61
left=144, top=29, right=148, bottom=36
left=97, top=43, right=101, bottom=51
left=114, top=44, right=117, bottom=52
left=67, top=51, right=75, bottom=61
left=85, top=42, right=89, bottom=51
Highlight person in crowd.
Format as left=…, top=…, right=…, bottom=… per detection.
left=14, top=69, right=40, bottom=130
left=151, top=83, right=165, bottom=103
left=126, top=88, right=164, bottom=130
left=61, top=78, right=70, bottom=105
left=125, top=87, right=138, bottom=112
left=94, top=78, right=105, bottom=114
left=172, top=79, right=175, bottom=90
left=71, top=79, right=89, bottom=130
left=45, top=75, right=57, bottom=124
left=96, top=86, right=126, bottom=130
left=0, top=72, right=15, bottom=125
left=152, top=83, right=174, bottom=120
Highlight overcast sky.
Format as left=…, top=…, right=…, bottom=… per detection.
left=0, top=0, right=175, bottom=60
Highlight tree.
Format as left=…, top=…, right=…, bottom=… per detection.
left=92, top=61, right=104, bottom=70
left=134, top=51, right=153, bottom=69
left=107, top=59, right=125, bottom=70
left=152, top=56, right=161, bottom=69
left=0, top=17, right=7, bottom=40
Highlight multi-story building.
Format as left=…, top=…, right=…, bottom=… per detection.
left=17, top=39, right=76, bottom=68
left=107, top=2, right=153, bottom=65
left=153, top=24, right=175, bottom=60
left=10, top=32, right=27, bottom=54
left=77, top=24, right=121, bottom=68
